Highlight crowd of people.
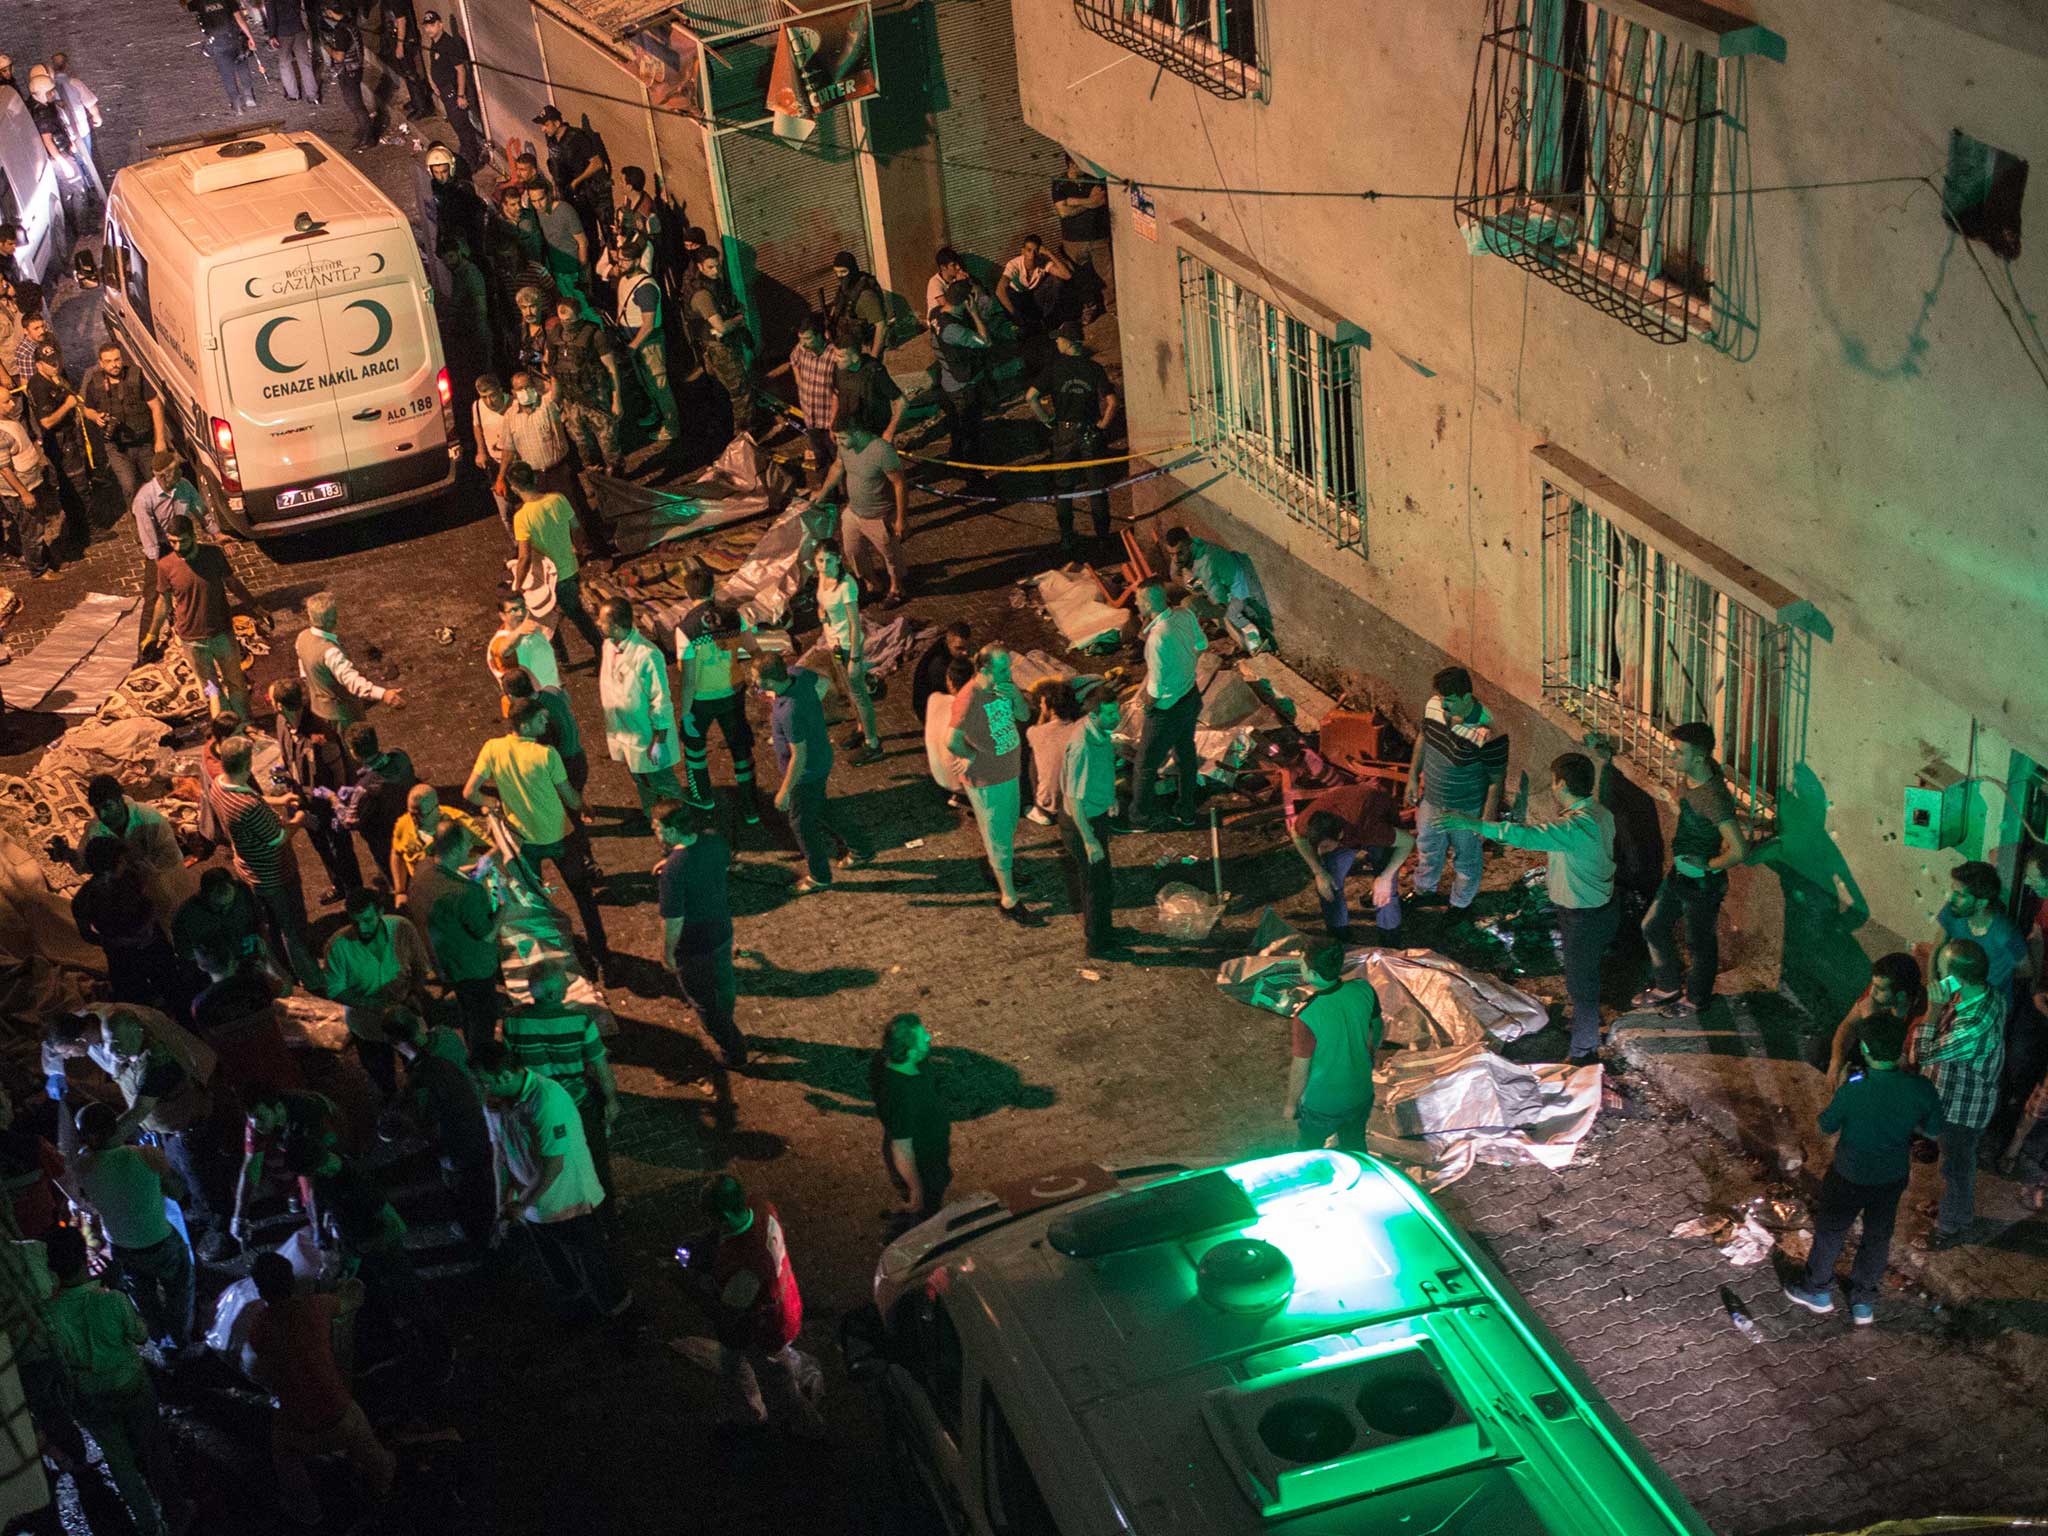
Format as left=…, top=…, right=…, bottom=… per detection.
left=3, top=12, right=2045, bottom=1535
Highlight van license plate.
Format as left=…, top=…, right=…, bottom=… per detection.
left=276, top=481, right=347, bottom=510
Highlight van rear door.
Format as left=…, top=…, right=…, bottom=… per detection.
left=294, top=231, right=446, bottom=487
left=215, top=245, right=351, bottom=520
left=216, top=232, right=445, bottom=524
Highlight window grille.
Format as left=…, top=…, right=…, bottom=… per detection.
left=1178, top=252, right=1367, bottom=555
left=1072, top=0, right=1261, bottom=100
left=1540, top=479, right=1802, bottom=820
left=1456, top=0, right=1779, bottom=355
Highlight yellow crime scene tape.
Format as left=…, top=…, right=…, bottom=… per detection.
left=760, top=395, right=1189, bottom=473
left=899, top=442, right=1195, bottom=473
left=1800, top=1520, right=2048, bottom=1534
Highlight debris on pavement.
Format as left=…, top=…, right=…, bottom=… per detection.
left=1721, top=1285, right=1764, bottom=1341
left=1670, top=1210, right=1781, bottom=1266
left=1155, top=881, right=1225, bottom=940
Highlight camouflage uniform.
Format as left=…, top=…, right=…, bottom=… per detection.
left=547, top=315, right=623, bottom=475
left=684, top=274, right=757, bottom=436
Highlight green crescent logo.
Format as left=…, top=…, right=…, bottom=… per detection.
left=255, top=316, right=303, bottom=374
left=344, top=298, right=393, bottom=357
left=245, top=277, right=262, bottom=298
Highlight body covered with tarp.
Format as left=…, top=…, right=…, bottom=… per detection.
left=1218, top=910, right=1600, bottom=1188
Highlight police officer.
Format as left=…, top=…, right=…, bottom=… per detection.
left=379, top=0, right=435, bottom=124
left=189, top=0, right=260, bottom=114
left=320, top=3, right=377, bottom=151
left=534, top=105, right=612, bottom=249
left=681, top=248, right=755, bottom=438
left=424, top=143, right=487, bottom=255
left=422, top=11, right=486, bottom=172
left=610, top=231, right=677, bottom=447
left=1026, top=322, right=1119, bottom=554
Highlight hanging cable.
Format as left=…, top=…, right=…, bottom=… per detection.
left=466, top=57, right=1933, bottom=206
left=462, top=59, right=2048, bottom=392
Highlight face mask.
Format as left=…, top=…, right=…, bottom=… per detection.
left=520, top=390, right=539, bottom=406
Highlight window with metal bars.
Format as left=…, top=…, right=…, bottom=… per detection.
left=1540, top=479, right=1799, bottom=819
left=1456, top=0, right=1778, bottom=354
left=1178, top=252, right=1366, bottom=555
left=1072, top=0, right=1261, bottom=100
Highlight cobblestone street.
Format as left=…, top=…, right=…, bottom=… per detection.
left=1, top=5, right=2045, bottom=1535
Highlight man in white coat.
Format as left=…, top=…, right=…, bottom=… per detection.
left=598, top=597, right=686, bottom=823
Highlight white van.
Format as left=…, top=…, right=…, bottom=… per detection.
left=102, top=129, right=456, bottom=537
left=0, top=90, right=70, bottom=296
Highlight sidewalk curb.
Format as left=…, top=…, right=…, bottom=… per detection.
left=1612, top=1002, right=2048, bottom=1391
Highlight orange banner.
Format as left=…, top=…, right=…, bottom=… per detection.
left=765, top=3, right=877, bottom=119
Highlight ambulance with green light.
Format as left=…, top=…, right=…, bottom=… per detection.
left=101, top=127, right=457, bottom=537
left=844, top=1149, right=1712, bottom=1536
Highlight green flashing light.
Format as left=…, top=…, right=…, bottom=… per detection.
left=1222, top=1149, right=1364, bottom=1209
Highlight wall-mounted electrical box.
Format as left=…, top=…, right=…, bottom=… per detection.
left=1903, top=769, right=1968, bottom=851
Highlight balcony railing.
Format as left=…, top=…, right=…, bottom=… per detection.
left=1072, top=0, right=1260, bottom=100
left=1455, top=0, right=1783, bottom=358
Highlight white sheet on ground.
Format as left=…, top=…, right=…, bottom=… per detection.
left=1216, top=908, right=1546, bottom=1043
left=1367, top=1047, right=1601, bottom=1190
left=7, top=593, right=141, bottom=714
left=720, top=497, right=840, bottom=628
left=1027, top=568, right=1129, bottom=651
left=1216, top=909, right=1597, bottom=1188
left=592, top=435, right=788, bottom=558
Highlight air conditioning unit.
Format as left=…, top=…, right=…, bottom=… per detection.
left=185, top=136, right=313, bottom=195
left=1202, top=1338, right=1494, bottom=1519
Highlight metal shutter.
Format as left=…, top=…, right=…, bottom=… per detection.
left=927, top=0, right=1067, bottom=268
left=459, top=0, right=548, bottom=153
left=534, top=15, right=664, bottom=186
left=714, top=111, right=872, bottom=349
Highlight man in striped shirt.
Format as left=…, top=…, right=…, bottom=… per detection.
left=501, top=962, right=620, bottom=1197
left=208, top=735, right=312, bottom=966
left=1913, top=938, right=2008, bottom=1249
left=1405, top=667, right=1510, bottom=911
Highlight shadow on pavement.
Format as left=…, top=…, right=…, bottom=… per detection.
left=743, top=1035, right=1056, bottom=1124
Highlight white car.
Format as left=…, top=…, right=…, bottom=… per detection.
left=844, top=1149, right=1711, bottom=1536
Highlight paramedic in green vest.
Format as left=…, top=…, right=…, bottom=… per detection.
left=1025, top=322, right=1118, bottom=555
left=676, top=602, right=758, bottom=822
left=295, top=590, right=406, bottom=733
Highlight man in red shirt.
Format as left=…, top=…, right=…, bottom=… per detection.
left=686, top=1175, right=825, bottom=1437
left=153, top=513, right=263, bottom=722
left=246, top=1252, right=396, bottom=1526
left=1289, top=782, right=1416, bottom=939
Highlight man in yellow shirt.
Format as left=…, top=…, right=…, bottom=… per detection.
left=508, top=461, right=603, bottom=661
left=388, top=783, right=485, bottom=906
left=464, top=701, right=612, bottom=979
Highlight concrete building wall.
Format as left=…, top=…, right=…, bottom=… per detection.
left=1016, top=0, right=2048, bottom=1006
